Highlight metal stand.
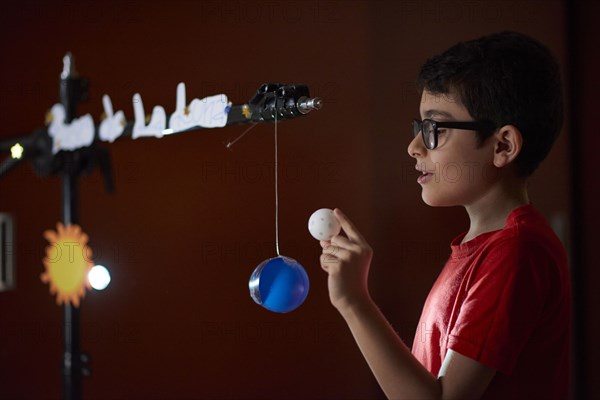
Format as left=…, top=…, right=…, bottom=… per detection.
left=0, top=53, right=321, bottom=399
left=60, top=55, right=88, bottom=400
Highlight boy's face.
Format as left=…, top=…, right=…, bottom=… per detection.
left=407, top=90, right=497, bottom=207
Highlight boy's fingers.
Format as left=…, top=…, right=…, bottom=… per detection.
left=330, top=234, right=354, bottom=249
left=334, top=208, right=366, bottom=244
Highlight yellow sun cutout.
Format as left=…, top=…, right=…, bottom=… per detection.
left=41, top=223, right=94, bottom=308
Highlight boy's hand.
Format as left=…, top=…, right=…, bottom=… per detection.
left=319, top=208, right=373, bottom=312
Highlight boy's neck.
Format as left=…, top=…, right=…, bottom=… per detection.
left=462, top=178, right=530, bottom=244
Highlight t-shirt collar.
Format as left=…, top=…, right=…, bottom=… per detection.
left=450, top=203, right=534, bottom=258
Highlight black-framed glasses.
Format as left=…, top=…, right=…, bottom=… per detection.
left=412, top=119, right=496, bottom=150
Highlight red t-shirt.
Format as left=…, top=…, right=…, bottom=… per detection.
left=411, top=204, right=572, bottom=399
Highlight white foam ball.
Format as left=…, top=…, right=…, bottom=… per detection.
left=308, top=208, right=341, bottom=241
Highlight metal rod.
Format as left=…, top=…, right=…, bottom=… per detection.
left=60, top=53, right=83, bottom=400
left=62, top=154, right=82, bottom=400
left=0, top=91, right=322, bottom=155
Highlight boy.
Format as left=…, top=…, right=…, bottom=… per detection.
left=319, top=31, right=571, bottom=399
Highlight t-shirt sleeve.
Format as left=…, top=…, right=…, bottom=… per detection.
left=447, top=236, right=551, bottom=375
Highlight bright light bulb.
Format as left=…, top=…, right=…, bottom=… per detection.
left=88, top=265, right=111, bottom=290
left=11, top=143, right=24, bottom=159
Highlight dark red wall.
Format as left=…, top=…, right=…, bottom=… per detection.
left=0, top=1, right=585, bottom=399
left=569, top=1, right=600, bottom=399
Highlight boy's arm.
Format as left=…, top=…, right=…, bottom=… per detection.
left=341, top=299, right=496, bottom=399
left=320, top=209, right=496, bottom=399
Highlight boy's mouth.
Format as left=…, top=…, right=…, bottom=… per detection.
left=415, top=166, right=434, bottom=184
left=417, top=171, right=433, bottom=184
left=415, top=166, right=434, bottom=175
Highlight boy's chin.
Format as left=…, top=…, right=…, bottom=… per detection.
left=421, top=192, right=458, bottom=207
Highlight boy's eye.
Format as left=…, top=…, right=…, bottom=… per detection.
left=437, top=129, right=447, bottom=135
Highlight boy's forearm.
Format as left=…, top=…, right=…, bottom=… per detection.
left=339, top=299, right=441, bottom=400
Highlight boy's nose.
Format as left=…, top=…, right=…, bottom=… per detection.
left=407, top=133, right=425, bottom=159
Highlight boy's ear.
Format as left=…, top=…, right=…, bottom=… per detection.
left=493, top=125, right=523, bottom=168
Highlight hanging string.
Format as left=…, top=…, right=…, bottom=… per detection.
left=274, top=99, right=281, bottom=256
left=224, top=98, right=281, bottom=257
left=225, top=122, right=258, bottom=149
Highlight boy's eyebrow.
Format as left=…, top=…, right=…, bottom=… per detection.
left=422, top=109, right=454, bottom=119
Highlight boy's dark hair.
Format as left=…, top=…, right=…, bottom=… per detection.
left=417, top=31, right=563, bottom=177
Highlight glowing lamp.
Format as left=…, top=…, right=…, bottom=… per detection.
left=88, top=265, right=110, bottom=290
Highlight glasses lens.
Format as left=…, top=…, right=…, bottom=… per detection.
left=412, top=120, right=421, bottom=138
left=422, top=120, right=436, bottom=149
